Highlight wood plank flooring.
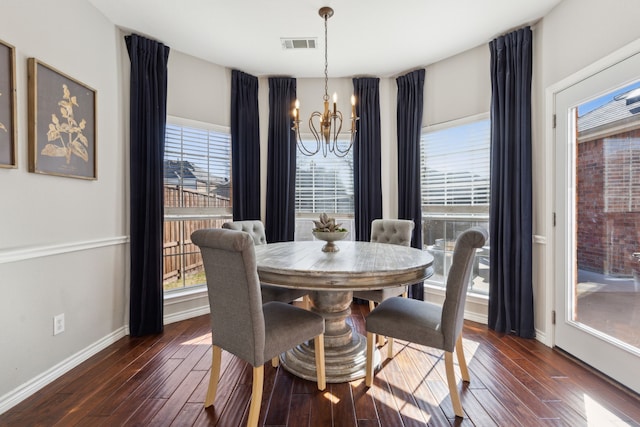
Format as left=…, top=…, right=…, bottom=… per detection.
left=1, top=303, right=639, bottom=426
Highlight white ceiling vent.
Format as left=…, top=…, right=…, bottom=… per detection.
left=281, top=38, right=317, bottom=50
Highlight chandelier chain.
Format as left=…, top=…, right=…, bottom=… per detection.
left=323, top=12, right=329, bottom=101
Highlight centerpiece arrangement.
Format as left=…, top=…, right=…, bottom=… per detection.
left=312, top=213, right=348, bottom=252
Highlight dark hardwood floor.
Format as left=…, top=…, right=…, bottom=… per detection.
left=1, top=303, right=639, bottom=427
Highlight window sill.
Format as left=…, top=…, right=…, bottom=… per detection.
left=164, top=285, right=208, bottom=306
left=424, top=284, right=488, bottom=324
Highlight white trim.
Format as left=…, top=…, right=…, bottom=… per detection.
left=533, top=235, right=546, bottom=245
left=0, top=327, right=127, bottom=415
left=464, top=310, right=488, bottom=325
left=422, top=112, right=490, bottom=133
left=544, top=37, right=640, bottom=350
left=164, top=285, right=208, bottom=304
left=166, top=114, right=229, bottom=134
left=424, top=285, right=488, bottom=323
left=163, top=286, right=210, bottom=324
left=535, top=329, right=551, bottom=347
left=164, top=305, right=210, bottom=325
left=0, top=236, right=129, bottom=264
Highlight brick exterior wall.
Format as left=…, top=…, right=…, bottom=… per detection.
left=577, top=129, right=640, bottom=277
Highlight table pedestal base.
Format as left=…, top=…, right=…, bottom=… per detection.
left=279, top=290, right=381, bottom=383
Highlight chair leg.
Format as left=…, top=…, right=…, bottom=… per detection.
left=445, top=351, right=464, bottom=418
left=367, top=301, right=386, bottom=346
left=387, top=337, right=394, bottom=359
left=271, top=356, right=279, bottom=368
left=246, top=365, right=264, bottom=427
left=204, top=345, right=222, bottom=408
left=314, top=334, right=326, bottom=390
left=303, top=295, right=310, bottom=310
left=455, top=335, right=470, bottom=382
left=365, top=332, right=375, bottom=387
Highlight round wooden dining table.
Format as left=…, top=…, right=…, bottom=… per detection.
left=254, top=240, right=434, bottom=383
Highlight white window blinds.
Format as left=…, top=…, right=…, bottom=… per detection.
left=164, top=121, right=232, bottom=214
left=295, top=149, right=354, bottom=215
left=420, top=119, right=490, bottom=208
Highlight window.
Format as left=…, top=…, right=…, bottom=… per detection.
left=163, top=117, right=232, bottom=292
left=294, top=145, right=355, bottom=240
left=420, top=115, right=491, bottom=295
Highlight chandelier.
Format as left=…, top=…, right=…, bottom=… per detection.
left=292, top=7, right=358, bottom=158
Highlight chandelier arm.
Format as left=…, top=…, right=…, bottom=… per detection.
left=297, top=111, right=322, bottom=157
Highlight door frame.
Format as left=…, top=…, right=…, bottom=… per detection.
left=544, top=38, right=640, bottom=377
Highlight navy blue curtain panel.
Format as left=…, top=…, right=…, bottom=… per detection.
left=397, top=69, right=426, bottom=300
left=353, top=77, right=382, bottom=242
left=488, top=27, right=535, bottom=338
left=230, top=70, right=261, bottom=220
left=266, top=77, right=297, bottom=242
left=125, top=34, right=169, bottom=336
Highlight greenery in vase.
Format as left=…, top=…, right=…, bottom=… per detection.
left=312, top=213, right=347, bottom=232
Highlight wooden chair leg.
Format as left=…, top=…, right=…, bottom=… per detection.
left=247, top=365, right=264, bottom=427
left=445, top=351, right=464, bottom=418
left=303, top=295, right=310, bottom=310
left=204, top=345, right=222, bottom=407
left=455, top=335, right=470, bottom=382
left=314, top=334, right=326, bottom=390
left=365, top=332, right=375, bottom=387
left=387, top=337, right=394, bottom=359
left=271, top=356, right=279, bottom=368
left=368, top=300, right=376, bottom=312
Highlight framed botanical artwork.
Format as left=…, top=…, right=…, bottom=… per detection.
left=28, top=58, right=97, bottom=179
left=0, top=39, right=17, bottom=168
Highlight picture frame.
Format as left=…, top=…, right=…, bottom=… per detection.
left=0, top=39, right=17, bottom=168
left=28, top=58, right=97, bottom=179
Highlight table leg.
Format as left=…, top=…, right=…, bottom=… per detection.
left=280, top=290, right=381, bottom=383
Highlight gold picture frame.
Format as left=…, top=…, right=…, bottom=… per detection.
left=28, top=58, right=97, bottom=179
left=0, top=39, right=17, bottom=168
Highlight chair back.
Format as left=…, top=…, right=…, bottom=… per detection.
left=441, top=227, right=488, bottom=351
left=191, top=228, right=266, bottom=366
left=370, top=219, right=414, bottom=246
left=222, top=220, right=267, bottom=245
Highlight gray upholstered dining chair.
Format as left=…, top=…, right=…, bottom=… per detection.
left=364, top=227, right=488, bottom=419
left=192, top=228, right=326, bottom=427
left=353, top=219, right=415, bottom=311
left=222, top=220, right=309, bottom=306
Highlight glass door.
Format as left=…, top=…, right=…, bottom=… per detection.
left=555, top=51, right=640, bottom=394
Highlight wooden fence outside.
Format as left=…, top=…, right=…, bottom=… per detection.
left=163, top=186, right=231, bottom=288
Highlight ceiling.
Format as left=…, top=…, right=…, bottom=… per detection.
left=88, top=0, right=563, bottom=78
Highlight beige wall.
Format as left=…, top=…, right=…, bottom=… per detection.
left=0, top=0, right=126, bottom=407
left=424, top=44, right=491, bottom=126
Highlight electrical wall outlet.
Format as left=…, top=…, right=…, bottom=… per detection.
left=53, top=313, right=65, bottom=335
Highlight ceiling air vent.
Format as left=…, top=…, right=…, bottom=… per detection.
left=281, top=38, right=317, bottom=50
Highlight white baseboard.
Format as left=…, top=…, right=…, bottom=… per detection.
left=164, top=305, right=210, bottom=325
left=535, top=328, right=552, bottom=347
left=0, top=327, right=127, bottom=415
left=464, top=310, right=488, bottom=325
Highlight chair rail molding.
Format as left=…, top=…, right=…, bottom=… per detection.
left=0, top=236, right=129, bottom=264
